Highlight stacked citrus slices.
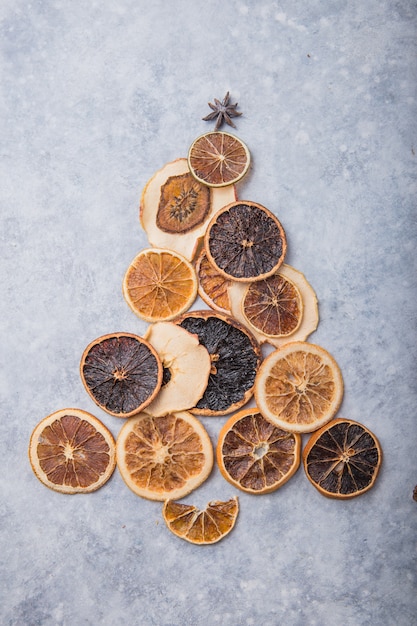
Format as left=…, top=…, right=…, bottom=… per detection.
left=29, top=121, right=382, bottom=545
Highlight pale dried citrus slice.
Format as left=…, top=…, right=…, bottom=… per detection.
left=204, top=201, right=287, bottom=282
left=229, top=264, right=319, bottom=347
left=29, top=408, right=116, bottom=494
left=80, top=333, right=162, bottom=418
left=195, top=248, right=232, bottom=314
left=163, top=497, right=239, bottom=544
left=143, top=322, right=211, bottom=417
left=116, top=411, right=213, bottom=501
left=140, top=158, right=236, bottom=261
left=188, top=131, right=250, bottom=188
left=176, top=310, right=261, bottom=416
left=254, top=342, right=344, bottom=433
left=122, top=248, right=198, bottom=322
left=217, top=409, right=301, bottom=494
left=303, top=418, right=382, bottom=499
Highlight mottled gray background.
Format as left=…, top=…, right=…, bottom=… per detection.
left=1, top=1, right=416, bottom=625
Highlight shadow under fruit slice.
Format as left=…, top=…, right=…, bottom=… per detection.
left=28, top=408, right=116, bottom=494
left=229, top=264, right=319, bottom=347
left=254, top=341, right=344, bottom=434
left=116, top=411, right=213, bottom=501
left=140, top=158, right=236, bottom=261
left=204, top=201, right=287, bottom=281
left=123, top=248, right=198, bottom=323
left=217, top=409, right=301, bottom=494
left=176, top=310, right=261, bottom=416
left=163, top=497, right=239, bottom=544
left=303, top=418, right=382, bottom=499
left=188, top=131, right=250, bottom=188
left=80, top=333, right=162, bottom=418
left=195, top=248, right=232, bottom=315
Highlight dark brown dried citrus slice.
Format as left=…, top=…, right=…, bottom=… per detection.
left=204, top=201, right=287, bottom=282
left=303, top=418, right=382, bottom=499
left=140, top=158, right=236, bottom=261
left=188, top=131, right=250, bottom=187
left=122, top=248, right=198, bottom=322
left=176, top=310, right=261, bottom=415
left=116, top=411, right=213, bottom=501
left=255, top=342, right=344, bottom=433
left=163, top=497, right=239, bottom=544
left=28, top=408, right=116, bottom=494
left=80, top=333, right=162, bottom=418
left=195, top=248, right=232, bottom=314
left=217, top=409, right=301, bottom=494
left=229, top=264, right=319, bottom=348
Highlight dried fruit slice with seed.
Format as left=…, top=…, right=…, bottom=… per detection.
left=303, top=418, right=382, bottom=498
left=116, top=411, right=213, bottom=501
left=143, top=322, right=211, bottom=417
left=204, top=201, right=287, bottom=282
left=229, top=264, right=319, bottom=347
left=195, top=248, right=232, bottom=314
left=29, top=408, right=116, bottom=494
left=217, top=409, right=301, bottom=494
left=80, top=333, right=162, bottom=418
left=140, top=158, right=236, bottom=261
left=123, top=248, right=198, bottom=323
left=163, top=496, right=239, bottom=544
left=188, top=131, right=250, bottom=188
left=176, top=310, right=261, bottom=416
left=254, top=341, right=343, bottom=433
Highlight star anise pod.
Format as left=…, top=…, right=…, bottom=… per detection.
left=202, top=92, right=242, bottom=131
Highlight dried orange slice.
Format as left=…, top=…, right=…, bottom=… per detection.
left=188, top=131, right=250, bottom=188
left=303, top=418, right=382, bottom=499
left=140, top=158, right=236, bottom=261
left=229, top=264, right=319, bottom=347
left=163, top=497, right=239, bottom=544
left=122, top=248, right=198, bottom=322
left=254, top=342, right=344, bottom=433
left=143, top=322, right=211, bottom=417
left=80, top=333, right=162, bottom=418
left=29, top=408, right=116, bottom=494
left=217, top=409, right=301, bottom=494
left=116, top=411, right=213, bottom=501
left=176, top=310, right=261, bottom=416
left=204, top=201, right=287, bottom=282
left=195, top=248, right=232, bottom=314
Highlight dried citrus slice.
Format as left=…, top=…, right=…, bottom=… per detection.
left=163, top=497, right=239, bottom=544
left=143, top=322, right=211, bottom=417
left=176, top=310, right=261, bottom=416
left=140, top=158, right=236, bottom=261
left=188, top=131, right=250, bottom=188
left=29, top=408, right=116, bottom=494
left=254, top=342, right=344, bottom=433
left=229, top=264, right=319, bottom=347
left=80, top=333, right=162, bottom=418
left=122, top=248, right=198, bottom=322
left=116, top=411, right=213, bottom=501
left=195, top=248, right=232, bottom=314
left=217, top=409, right=301, bottom=494
left=204, top=201, right=287, bottom=282
left=303, top=418, right=382, bottom=499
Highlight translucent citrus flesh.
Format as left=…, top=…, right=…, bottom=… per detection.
left=163, top=497, right=239, bottom=544
left=196, top=250, right=232, bottom=314
left=303, top=419, right=382, bottom=498
left=242, top=273, right=303, bottom=337
left=217, top=409, right=301, bottom=494
left=188, top=132, right=250, bottom=187
left=123, top=249, right=197, bottom=322
left=116, top=411, right=213, bottom=501
left=255, top=342, right=343, bottom=433
left=29, top=409, right=116, bottom=494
